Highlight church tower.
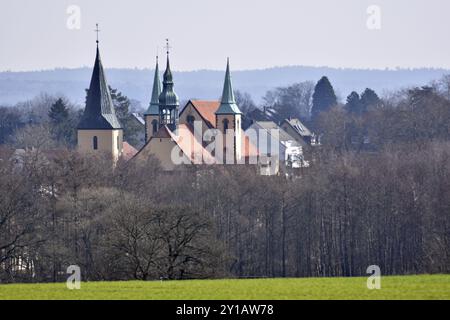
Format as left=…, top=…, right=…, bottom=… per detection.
left=144, top=56, right=161, bottom=141
left=158, top=41, right=179, bottom=131
left=215, top=59, right=243, bottom=163
left=77, top=28, right=123, bottom=161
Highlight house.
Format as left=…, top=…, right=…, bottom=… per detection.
left=246, top=121, right=308, bottom=175
left=280, top=118, right=315, bottom=146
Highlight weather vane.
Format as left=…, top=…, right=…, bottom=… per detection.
left=95, top=23, right=100, bottom=44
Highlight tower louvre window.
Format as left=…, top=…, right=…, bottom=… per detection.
left=223, top=118, right=229, bottom=131
left=152, top=119, right=158, bottom=134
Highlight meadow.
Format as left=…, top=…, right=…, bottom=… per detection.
left=0, top=274, right=449, bottom=300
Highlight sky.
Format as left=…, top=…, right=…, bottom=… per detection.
left=1, top=0, right=450, bottom=71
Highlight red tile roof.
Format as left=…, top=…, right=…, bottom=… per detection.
left=186, top=101, right=259, bottom=157
left=168, top=124, right=216, bottom=164
left=190, top=100, right=221, bottom=128
left=122, top=141, right=138, bottom=160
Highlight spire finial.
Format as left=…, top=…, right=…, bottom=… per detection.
left=95, top=23, right=100, bottom=45
left=165, top=38, right=171, bottom=56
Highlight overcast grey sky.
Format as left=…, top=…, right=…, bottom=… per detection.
left=1, top=0, right=449, bottom=71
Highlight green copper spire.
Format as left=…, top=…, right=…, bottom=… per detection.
left=158, top=39, right=179, bottom=130
left=215, top=58, right=242, bottom=115
left=145, top=56, right=161, bottom=115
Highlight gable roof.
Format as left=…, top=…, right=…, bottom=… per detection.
left=283, top=118, right=312, bottom=137
left=78, top=46, right=122, bottom=130
left=187, top=100, right=221, bottom=128
left=122, top=141, right=138, bottom=160
left=169, top=124, right=216, bottom=164
left=252, top=121, right=299, bottom=144
left=131, top=113, right=145, bottom=125
left=133, top=125, right=215, bottom=165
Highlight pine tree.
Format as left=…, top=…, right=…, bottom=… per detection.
left=345, top=91, right=362, bottom=114
left=48, top=98, right=69, bottom=124
left=109, top=86, right=130, bottom=120
left=109, top=86, right=142, bottom=147
left=360, top=88, right=381, bottom=112
left=312, top=76, right=337, bottom=120
left=48, top=98, right=72, bottom=146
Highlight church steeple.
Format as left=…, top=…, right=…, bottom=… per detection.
left=78, top=41, right=121, bottom=130
left=215, top=58, right=242, bottom=115
left=77, top=25, right=123, bottom=161
left=145, top=56, right=161, bottom=116
left=215, top=58, right=243, bottom=163
left=158, top=39, right=179, bottom=131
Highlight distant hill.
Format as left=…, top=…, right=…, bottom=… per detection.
left=0, top=66, right=448, bottom=107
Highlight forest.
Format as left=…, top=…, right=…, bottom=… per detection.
left=0, top=75, right=449, bottom=282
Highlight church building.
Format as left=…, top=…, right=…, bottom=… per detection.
left=134, top=47, right=258, bottom=169
left=77, top=36, right=258, bottom=169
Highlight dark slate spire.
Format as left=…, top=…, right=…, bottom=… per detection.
left=145, top=56, right=161, bottom=115
left=215, top=58, right=242, bottom=115
left=78, top=44, right=122, bottom=130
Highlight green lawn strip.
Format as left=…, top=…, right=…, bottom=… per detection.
left=0, top=275, right=448, bottom=300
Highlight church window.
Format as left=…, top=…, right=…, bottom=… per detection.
left=93, top=136, right=98, bottom=150
left=223, top=119, right=229, bottom=131
left=152, top=119, right=158, bottom=134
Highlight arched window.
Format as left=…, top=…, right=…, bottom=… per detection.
left=152, top=119, right=158, bottom=134
left=223, top=119, right=229, bottom=131
left=117, top=136, right=120, bottom=151
left=187, top=115, right=195, bottom=126
left=93, top=136, right=98, bottom=150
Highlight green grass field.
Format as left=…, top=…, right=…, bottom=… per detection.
left=0, top=275, right=449, bottom=300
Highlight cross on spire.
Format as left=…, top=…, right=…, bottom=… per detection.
left=95, top=23, right=100, bottom=44
left=165, top=38, right=171, bottom=56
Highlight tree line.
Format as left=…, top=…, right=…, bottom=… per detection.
left=1, top=75, right=450, bottom=282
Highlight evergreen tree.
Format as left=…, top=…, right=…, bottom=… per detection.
left=109, top=86, right=130, bottom=120
left=109, top=86, right=142, bottom=148
left=48, top=98, right=69, bottom=124
left=360, top=88, right=381, bottom=112
left=345, top=91, right=362, bottom=114
left=312, top=76, right=337, bottom=120
left=48, top=98, right=72, bottom=146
